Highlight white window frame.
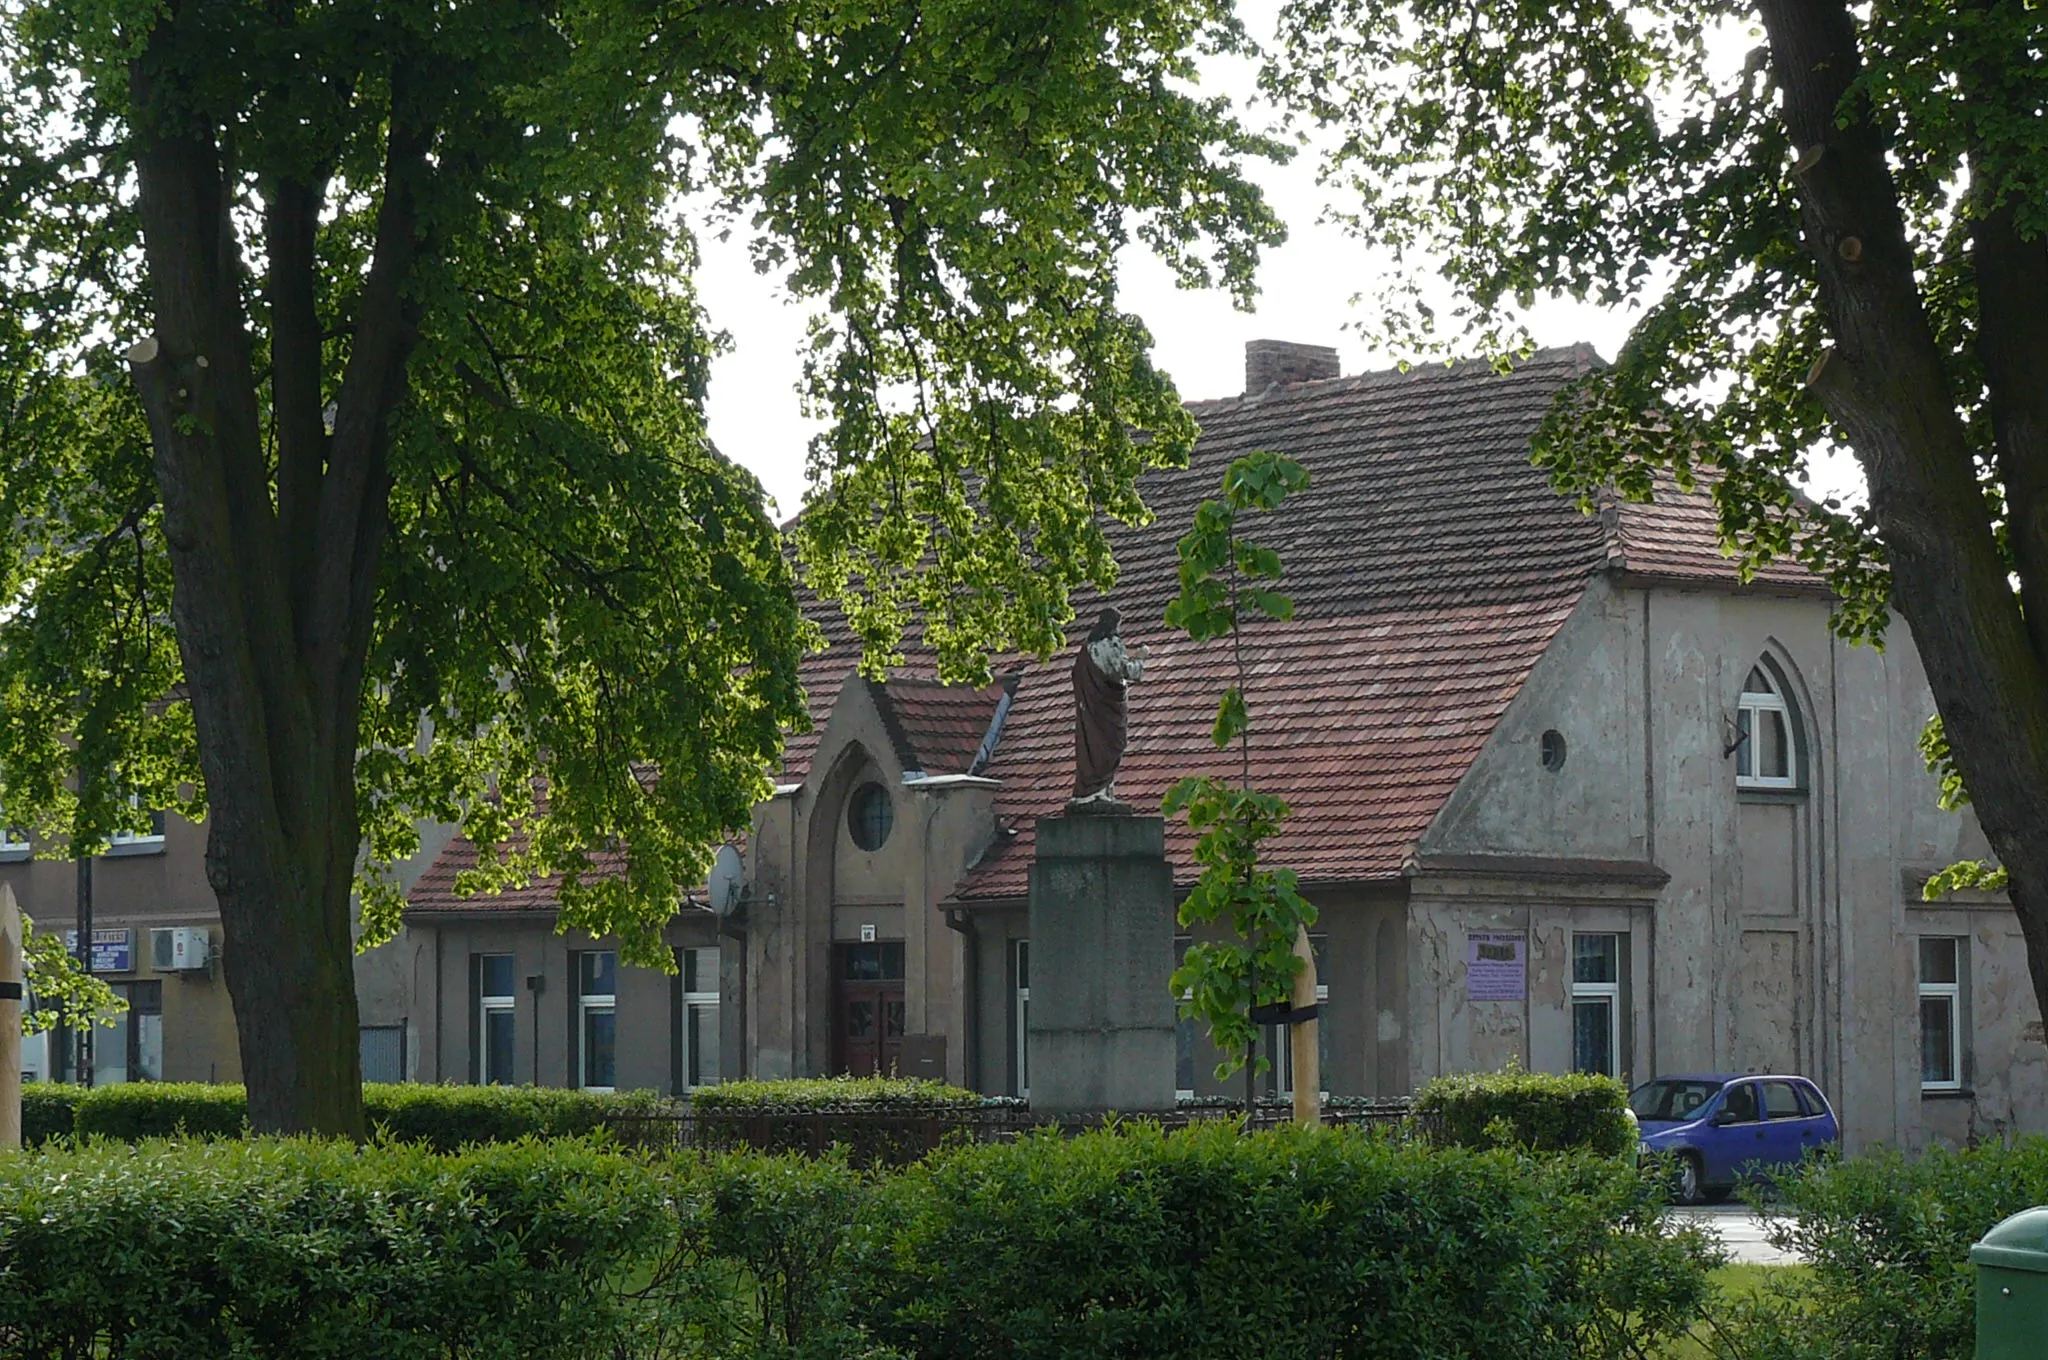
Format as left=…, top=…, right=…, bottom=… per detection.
left=478, top=954, right=515, bottom=1086
left=1570, top=933, right=1624, bottom=1078
left=680, top=947, right=720, bottom=1090
left=0, top=821, right=28, bottom=859
left=578, top=951, right=618, bottom=1093
left=1736, top=669, right=1797, bottom=790
left=108, top=793, right=167, bottom=848
left=1919, top=937, right=1964, bottom=1093
left=1014, top=940, right=1030, bottom=1101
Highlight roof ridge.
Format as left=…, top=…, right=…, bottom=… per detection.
left=1185, top=343, right=1604, bottom=415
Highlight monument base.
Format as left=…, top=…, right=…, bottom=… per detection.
left=1025, top=811, right=1177, bottom=1114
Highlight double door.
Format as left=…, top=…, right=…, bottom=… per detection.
left=833, top=941, right=906, bottom=1077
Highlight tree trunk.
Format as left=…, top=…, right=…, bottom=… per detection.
left=1759, top=1, right=2048, bottom=1029
left=122, top=31, right=423, bottom=1135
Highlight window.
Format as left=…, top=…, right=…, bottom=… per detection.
left=60, top=980, right=161, bottom=1084
left=839, top=941, right=904, bottom=980
left=679, top=947, right=720, bottom=1090
left=1265, top=935, right=1330, bottom=1100
left=847, top=781, right=894, bottom=851
left=1174, top=937, right=1195, bottom=1099
left=108, top=794, right=167, bottom=851
left=1919, top=937, right=1965, bottom=1092
left=360, top=1024, right=406, bottom=1083
left=1762, top=1080, right=1804, bottom=1119
left=1721, top=1081, right=1759, bottom=1123
left=1736, top=666, right=1796, bottom=789
left=576, top=950, right=618, bottom=1091
left=0, top=818, right=27, bottom=860
left=1571, top=933, right=1623, bottom=1078
left=1014, top=940, right=1030, bottom=1099
left=477, top=954, right=516, bottom=1085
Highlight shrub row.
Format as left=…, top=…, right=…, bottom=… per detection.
left=0, top=1137, right=665, bottom=1360
left=0, top=1123, right=1719, bottom=1360
left=1704, top=1136, right=2048, bottom=1360
left=22, top=1081, right=664, bottom=1148
left=1413, top=1064, right=1634, bottom=1156
left=688, top=1075, right=982, bottom=1110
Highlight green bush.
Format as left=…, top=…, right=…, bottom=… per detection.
left=363, top=1081, right=664, bottom=1150
left=690, top=1076, right=980, bottom=1110
left=1413, top=1064, right=1634, bottom=1156
left=816, top=1122, right=1711, bottom=1360
left=0, top=1137, right=667, bottom=1360
left=71, top=1080, right=250, bottom=1139
left=686, top=1077, right=987, bottom=1166
left=1704, top=1138, right=2048, bottom=1360
left=41, top=1081, right=662, bottom=1146
left=19, top=1084, right=83, bottom=1146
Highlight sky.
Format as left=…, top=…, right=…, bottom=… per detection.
left=689, top=6, right=1860, bottom=518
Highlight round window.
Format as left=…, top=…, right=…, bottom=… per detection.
left=848, top=781, right=894, bottom=851
left=1540, top=729, right=1568, bottom=773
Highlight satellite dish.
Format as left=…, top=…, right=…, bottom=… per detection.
left=707, top=843, right=745, bottom=917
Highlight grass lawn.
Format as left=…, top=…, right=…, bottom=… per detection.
left=1659, top=1262, right=1811, bottom=1359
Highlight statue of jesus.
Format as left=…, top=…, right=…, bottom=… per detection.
left=1071, top=607, right=1147, bottom=806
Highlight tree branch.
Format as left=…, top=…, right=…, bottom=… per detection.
left=1972, top=195, right=2048, bottom=663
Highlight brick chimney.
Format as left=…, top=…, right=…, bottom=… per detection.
left=1244, top=339, right=1340, bottom=395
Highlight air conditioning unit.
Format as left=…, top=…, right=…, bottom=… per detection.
left=151, top=926, right=211, bottom=972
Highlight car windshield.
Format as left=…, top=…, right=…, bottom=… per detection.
left=1629, top=1079, right=1725, bottom=1121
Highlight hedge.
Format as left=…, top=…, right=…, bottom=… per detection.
left=1705, top=1137, right=2048, bottom=1360
left=0, top=1137, right=667, bottom=1360
left=24, top=1081, right=665, bottom=1147
left=19, top=1084, right=85, bottom=1147
left=669, top=1123, right=1717, bottom=1360
left=1413, top=1064, right=1634, bottom=1156
left=1, top=1123, right=1719, bottom=1359
left=689, top=1075, right=982, bottom=1110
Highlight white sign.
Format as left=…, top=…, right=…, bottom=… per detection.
left=860, top=922, right=877, bottom=943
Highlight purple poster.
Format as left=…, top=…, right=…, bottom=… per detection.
left=1466, top=931, right=1526, bottom=1002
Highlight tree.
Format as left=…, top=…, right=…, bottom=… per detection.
left=21, top=912, right=126, bottom=1039
left=1162, top=449, right=1315, bottom=1109
left=0, top=0, right=1281, bottom=1132
left=1268, top=3, right=2048, bottom=1022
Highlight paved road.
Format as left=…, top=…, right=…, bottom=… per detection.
left=1665, top=1205, right=1806, bottom=1266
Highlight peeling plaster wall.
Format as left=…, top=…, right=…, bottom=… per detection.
left=1412, top=575, right=2038, bottom=1151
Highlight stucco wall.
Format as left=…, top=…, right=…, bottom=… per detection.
left=1415, top=574, right=2039, bottom=1151
left=743, top=673, right=998, bottom=1084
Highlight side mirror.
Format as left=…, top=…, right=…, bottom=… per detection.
left=1711, top=1108, right=1740, bottom=1126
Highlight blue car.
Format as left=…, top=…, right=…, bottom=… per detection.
left=1629, top=1073, right=1840, bottom=1204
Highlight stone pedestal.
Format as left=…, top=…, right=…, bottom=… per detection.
left=1026, top=811, right=1176, bottom=1114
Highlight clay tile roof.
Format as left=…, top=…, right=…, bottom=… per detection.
left=871, top=675, right=1017, bottom=777
left=409, top=344, right=1823, bottom=916
left=1608, top=471, right=1826, bottom=591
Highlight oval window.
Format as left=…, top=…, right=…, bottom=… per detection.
left=848, top=781, right=894, bottom=851
left=1540, top=729, right=1568, bottom=773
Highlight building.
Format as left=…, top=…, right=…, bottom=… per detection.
left=398, top=343, right=2039, bottom=1151
left=1, top=807, right=451, bottom=1086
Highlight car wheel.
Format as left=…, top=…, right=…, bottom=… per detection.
left=1674, top=1152, right=1707, bottom=1206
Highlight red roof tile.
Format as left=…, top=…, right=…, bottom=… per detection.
left=871, top=676, right=1016, bottom=776
left=411, top=345, right=1816, bottom=916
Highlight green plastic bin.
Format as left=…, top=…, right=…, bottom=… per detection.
left=1972, top=1207, right=2048, bottom=1358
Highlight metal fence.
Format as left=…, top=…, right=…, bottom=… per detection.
left=604, top=1097, right=1418, bottom=1164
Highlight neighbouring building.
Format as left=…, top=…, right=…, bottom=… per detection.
left=397, top=343, right=2040, bottom=1152
left=1, top=806, right=452, bottom=1087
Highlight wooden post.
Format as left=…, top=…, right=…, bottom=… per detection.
left=0, top=884, right=22, bottom=1152
left=1289, top=924, right=1319, bottom=1127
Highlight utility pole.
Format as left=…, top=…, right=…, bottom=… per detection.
left=74, top=852, right=92, bottom=1087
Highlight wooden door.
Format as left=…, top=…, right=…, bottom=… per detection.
left=833, top=942, right=906, bottom=1076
